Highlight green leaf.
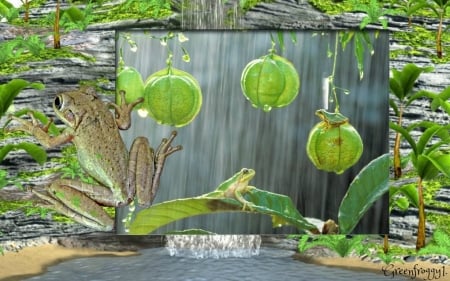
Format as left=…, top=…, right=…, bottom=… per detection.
left=129, top=187, right=319, bottom=235
left=416, top=154, right=440, bottom=180
left=389, top=121, right=417, bottom=155
left=399, top=184, right=419, bottom=208
left=423, top=153, right=450, bottom=178
left=0, top=79, right=45, bottom=119
left=338, top=153, right=390, bottom=234
left=389, top=64, right=433, bottom=102
left=0, top=142, right=47, bottom=165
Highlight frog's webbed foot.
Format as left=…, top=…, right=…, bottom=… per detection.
left=155, top=131, right=183, bottom=159
left=149, top=131, right=183, bottom=202
left=7, top=112, right=53, bottom=134
left=109, top=90, right=144, bottom=130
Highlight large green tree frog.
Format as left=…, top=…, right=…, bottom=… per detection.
left=8, top=86, right=182, bottom=231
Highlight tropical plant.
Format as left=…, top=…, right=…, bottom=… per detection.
left=0, top=35, right=46, bottom=65
left=296, top=234, right=370, bottom=257
left=390, top=121, right=450, bottom=250
left=418, top=228, right=450, bottom=256
left=426, top=0, right=450, bottom=58
left=350, top=0, right=398, bottom=29
left=427, top=0, right=450, bottom=58
left=50, top=2, right=95, bottom=49
left=389, top=63, right=434, bottom=179
left=0, top=79, right=45, bottom=119
left=0, top=0, right=18, bottom=22
left=0, top=79, right=49, bottom=167
left=394, top=0, right=428, bottom=27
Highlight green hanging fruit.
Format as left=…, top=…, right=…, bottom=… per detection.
left=116, top=66, right=145, bottom=106
left=241, top=53, right=300, bottom=112
left=142, top=67, right=202, bottom=127
left=306, top=109, right=363, bottom=174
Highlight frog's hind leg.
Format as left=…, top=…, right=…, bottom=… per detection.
left=129, top=133, right=182, bottom=207
left=129, top=137, right=154, bottom=206
left=30, top=185, right=114, bottom=232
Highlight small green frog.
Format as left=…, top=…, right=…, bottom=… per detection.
left=8, top=86, right=182, bottom=231
left=203, top=168, right=256, bottom=211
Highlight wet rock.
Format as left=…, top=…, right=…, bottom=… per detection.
left=0, top=210, right=99, bottom=252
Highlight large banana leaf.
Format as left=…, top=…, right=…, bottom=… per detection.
left=129, top=187, right=319, bottom=235
left=338, top=153, right=390, bottom=234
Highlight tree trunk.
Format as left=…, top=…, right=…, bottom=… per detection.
left=436, top=14, right=443, bottom=58
left=416, top=177, right=426, bottom=250
left=54, top=0, right=61, bottom=49
left=393, top=106, right=403, bottom=179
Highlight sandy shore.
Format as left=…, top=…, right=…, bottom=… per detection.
left=1, top=244, right=448, bottom=281
left=0, top=244, right=138, bottom=281
left=297, top=255, right=449, bottom=281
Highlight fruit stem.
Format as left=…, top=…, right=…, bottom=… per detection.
left=329, top=32, right=340, bottom=113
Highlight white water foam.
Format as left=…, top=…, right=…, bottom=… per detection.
left=165, top=235, right=261, bottom=259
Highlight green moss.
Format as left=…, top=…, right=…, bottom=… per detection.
left=93, top=0, right=172, bottom=23
left=239, top=0, right=274, bottom=12
left=391, top=26, right=450, bottom=63
left=0, top=47, right=95, bottom=76
left=308, top=0, right=360, bottom=15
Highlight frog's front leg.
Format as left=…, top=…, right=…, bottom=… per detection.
left=128, top=132, right=182, bottom=206
left=234, top=186, right=256, bottom=211
left=31, top=180, right=115, bottom=231
left=109, top=90, right=143, bottom=130
left=7, top=114, right=73, bottom=147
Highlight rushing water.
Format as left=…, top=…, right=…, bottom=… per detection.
left=165, top=235, right=261, bottom=258
left=116, top=30, right=390, bottom=234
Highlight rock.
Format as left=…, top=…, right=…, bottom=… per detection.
left=403, top=255, right=417, bottom=262
left=434, top=186, right=450, bottom=204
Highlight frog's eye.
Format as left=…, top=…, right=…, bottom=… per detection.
left=54, top=95, right=63, bottom=110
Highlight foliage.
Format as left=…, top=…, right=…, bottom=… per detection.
left=375, top=251, right=404, bottom=264
left=0, top=169, right=8, bottom=189
left=391, top=26, right=450, bottom=63
left=426, top=0, right=450, bottom=58
left=389, top=183, right=418, bottom=212
left=351, top=0, right=399, bottom=29
left=389, top=63, right=434, bottom=178
left=0, top=0, right=19, bottom=22
left=239, top=0, right=273, bottom=12
left=94, top=0, right=171, bottom=22
left=415, top=86, right=450, bottom=115
left=0, top=35, right=46, bottom=65
left=391, top=121, right=450, bottom=179
left=59, top=3, right=95, bottom=32
left=0, top=46, right=95, bottom=76
left=297, top=234, right=370, bottom=257
left=0, top=142, right=47, bottom=165
left=418, top=229, right=450, bottom=256
left=0, top=79, right=45, bottom=119
left=129, top=184, right=319, bottom=235
left=393, top=0, right=428, bottom=26
left=58, top=145, right=96, bottom=184
left=338, top=153, right=390, bottom=234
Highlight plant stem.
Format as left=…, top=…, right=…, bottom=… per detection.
left=54, top=0, right=61, bottom=49
left=383, top=234, right=389, bottom=253
left=416, top=177, right=426, bottom=250
left=436, top=13, right=443, bottom=58
left=329, top=33, right=340, bottom=113
left=393, top=104, right=404, bottom=179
